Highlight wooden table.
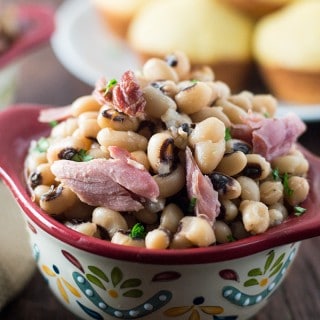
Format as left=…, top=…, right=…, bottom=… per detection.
left=1, top=1, right=320, bottom=319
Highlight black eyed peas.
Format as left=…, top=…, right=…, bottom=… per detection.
left=25, top=51, right=310, bottom=249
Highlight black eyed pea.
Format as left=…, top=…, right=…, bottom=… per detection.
left=208, top=172, right=241, bottom=200
left=111, top=231, right=145, bottom=248
left=269, top=202, right=288, bottom=222
left=165, top=51, right=191, bottom=81
left=145, top=228, right=171, bottom=249
left=161, top=108, right=192, bottom=129
left=32, top=184, right=51, bottom=204
left=46, top=136, right=92, bottom=164
left=63, top=200, right=95, bottom=221
left=172, top=216, right=216, bottom=248
left=228, top=91, right=253, bottom=112
left=29, top=163, right=56, bottom=189
left=240, top=200, right=270, bottom=235
left=142, top=58, right=179, bottom=82
left=50, top=118, right=78, bottom=138
left=147, top=131, right=175, bottom=174
left=170, top=233, right=194, bottom=249
left=237, top=176, right=260, bottom=201
left=259, top=180, right=283, bottom=205
left=271, top=154, right=309, bottom=176
left=151, top=80, right=179, bottom=98
left=242, top=154, right=271, bottom=180
left=230, top=221, right=251, bottom=240
left=153, top=164, right=185, bottom=198
left=189, top=117, right=226, bottom=147
left=92, top=207, right=128, bottom=239
left=268, top=209, right=286, bottom=227
left=214, top=220, right=233, bottom=244
left=133, top=208, right=159, bottom=225
left=190, top=66, right=215, bottom=82
left=143, top=85, right=177, bottom=119
left=252, top=94, right=277, bottom=117
left=159, top=203, right=184, bottom=234
left=131, top=150, right=150, bottom=170
left=194, top=139, right=226, bottom=174
left=225, top=139, right=252, bottom=155
left=215, top=151, right=248, bottom=176
left=65, top=221, right=98, bottom=237
left=25, top=151, right=48, bottom=173
left=71, top=95, right=101, bottom=117
left=87, top=143, right=110, bottom=159
left=97, top=128, right=148, bottom=152
left=220, top=199, right=239, bottom=222
left=175, top=81, right=213, bottom=114
left=207, top=81, right=231, bottom=101
left=97, top=105, right=140, bottom=131
left=190, top=106, right=231, bottom=128
left=78, top=111, right=101, bottom=139
left=285, top=176, right=310, bottom=206
left=217, top=99, right=248, bottom=124
left=40, top=184, right=78, bottom=216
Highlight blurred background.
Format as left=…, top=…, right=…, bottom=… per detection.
left=0, top=0, right=320, bottom=319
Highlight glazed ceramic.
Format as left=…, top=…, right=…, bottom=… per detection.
left=1, top=105, right=320, bottom=320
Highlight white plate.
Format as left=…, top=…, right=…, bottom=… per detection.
left=51, top=0, right=320, bottom=122
left=51, top=0, right=140, bottom=87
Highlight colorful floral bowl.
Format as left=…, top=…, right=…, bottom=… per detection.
left=1, top=104, right=320, bottom=320
left=0, top=4, right=54, bottom=109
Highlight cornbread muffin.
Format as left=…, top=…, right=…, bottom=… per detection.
left=127, top=0, right=254, bottom=92
left=91, top=0, right=149, bottom=39
left=253, top=0, right=320, bottom=104
left=220, top=0, right=298, bottom=19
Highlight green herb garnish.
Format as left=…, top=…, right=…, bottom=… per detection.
left=264, top=112, right=270, bottom=118
left=294, top=206, right=306, bottom=216
left=49, top=120, right=58, bottom=128
left=188, top=196, right=197, bottom=213
left=104, top=79, right=117, bottom=96
left=130, top=223, right=146, bottom=239
left=227, top=234, right=236, bottom=242
left=282, top=172, right=294, bottom=197
left=71, top=149, right=93, bottom=162
left=224, top=127, right=232, bottom=141
left=272, top=168, right=281, bottom=181
left=34, top=137, right=49, bottom=153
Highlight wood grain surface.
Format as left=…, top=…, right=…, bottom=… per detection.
left=1, top=1, right=320, bottom=319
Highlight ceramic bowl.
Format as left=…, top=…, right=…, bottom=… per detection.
left=1, top=104, right=320, bottom=320
left=0, top=4, right=54, bottom=109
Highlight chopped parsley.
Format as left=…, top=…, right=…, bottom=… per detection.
left=224, top=127, right=232, bottom=141
left=71, top=149, right=93, bottom=162
left=104, top=78, right=117, bottom=96
left=227, top=234, right=236, bottom=242
left=34, top=137, right=49, bottom=153
left=49, top=120, right=58, bottom=128
left=294, top=206, right=306, bottom=216
left=188, top=196, right=197, bottom=213
left=130, top=223, right=146, bottom=239
left=272, top=169, right=294, bottom=197
left=264, top=112, right=270, bottom=118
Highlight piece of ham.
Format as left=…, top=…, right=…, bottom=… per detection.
left=185, top=147, right=220, bottom=225
left=38, top=105, right=72, bottom=123
left=231, top=112, right=306, bottom=161
left=51, top=150, right=159, bottom=212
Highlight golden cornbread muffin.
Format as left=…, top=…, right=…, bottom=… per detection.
left=127, top=0, right=254, bottom=92
left=91, top=0, right=149, bottom=39
left=220, top=0, right=298, bottom=19
left=253, top=0, right=320, bottom=104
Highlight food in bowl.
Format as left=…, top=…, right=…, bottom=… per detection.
left=24, top=51, right=310, bottom=251
left=253, top=0, right=320, bottom=104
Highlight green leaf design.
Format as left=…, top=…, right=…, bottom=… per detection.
left=271, top=253, right=285, bottom=271
left=88, top=266, right=109, bottom=282
left=111, top=267, right=123, bottom=287
left=244, top=279, right=259, bottom=287
left=248, top=268, right=263, bottom=277
left=269, top=262, right=283, bottom=278
left=120, top=278, right=142, bottom=289
left=264, top=251, right=275, bottom=274
left=122, top=289, right=143, bottom=298
left=86, top=274, right=106, bottom=290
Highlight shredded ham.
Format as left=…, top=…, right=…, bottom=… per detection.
left=51, top=151, right=159, bottom=212
left=185, top=147, right=220, bottom=225
left=231, top=112, right=306, bottom=161
left=38, top=105, right=72, bottom=123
